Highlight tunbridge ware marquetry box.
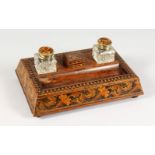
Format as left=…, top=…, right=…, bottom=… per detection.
left=16, top=48, right=143, bottom=117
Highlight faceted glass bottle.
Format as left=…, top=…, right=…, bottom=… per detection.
left=34, top=46, right=57, bottom=74
left=92, top=37, right=115, bottom=64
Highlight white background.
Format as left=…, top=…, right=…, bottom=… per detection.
left=0, top=29, right=155, bottom=125
left=0, top=0, right=155, bottom=155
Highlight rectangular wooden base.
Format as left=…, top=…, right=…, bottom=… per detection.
left=16, top=48, right=143, bottom=117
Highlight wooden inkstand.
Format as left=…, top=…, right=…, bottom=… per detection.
left=16, top=37, right=143, bottom=117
